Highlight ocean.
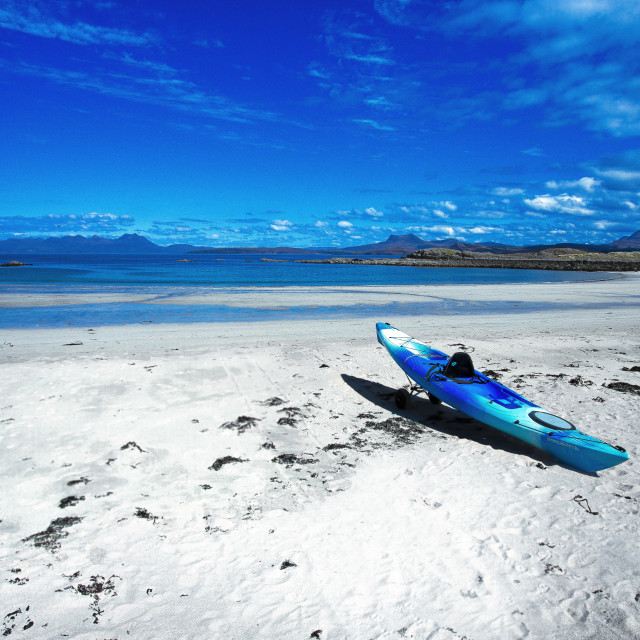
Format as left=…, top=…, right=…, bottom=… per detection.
left=0, top=253, right=608, bottom=328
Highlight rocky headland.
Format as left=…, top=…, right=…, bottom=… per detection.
left=297, top=247, right=640, bottom=271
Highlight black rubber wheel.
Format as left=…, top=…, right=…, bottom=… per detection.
left=395, top=388, right=411, bottom=409
left=428, top=392, right=442, bottom=405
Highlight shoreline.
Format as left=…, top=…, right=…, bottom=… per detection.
left=1, top=273, right=640, bottom=330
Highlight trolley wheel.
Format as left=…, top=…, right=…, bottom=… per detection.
left=428, top=392, right=442, bottom=405
left=395, top=388, right=411, bottom=410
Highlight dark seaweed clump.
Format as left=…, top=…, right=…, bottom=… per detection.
left=59, top=495, right=85, bottom=509
left=220, top=416, right=260, bottom=433
left=67, top=476, right=91, bottom=487
left=22, top=517, right=82, bottom=552
left=272, top=453, right=318, bottom=467
left=277, top=406, right=304, bottom=427
left=260, top=397, right=286, bottom=406
left=322, top=443, right=353, bottom=452
left=209, top=456, right=247, bottom=471
left=569, top=375, right=593, bottom=386
left=75, top=575, right=120, bottom=624
left=604, top=381, right=640, bottom=395
left=362, top=416, right=424, bottom=446
left=120, top=441, right=146, bottom=452
left=482, top=369, right=504, bottom=380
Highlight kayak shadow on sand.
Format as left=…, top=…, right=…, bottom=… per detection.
left=341, top=373, right=562, bottom=469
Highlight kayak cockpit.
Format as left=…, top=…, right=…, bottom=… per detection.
left=443, top=351, right=474, bottom=379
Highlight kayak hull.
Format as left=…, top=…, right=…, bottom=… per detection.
left=376, top=322, right=629, bottom=472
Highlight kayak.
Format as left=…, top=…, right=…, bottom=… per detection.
left=376, top=322, right=629, bottom=472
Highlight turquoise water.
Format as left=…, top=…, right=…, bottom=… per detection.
left=0, top=253, right=609, bottom=328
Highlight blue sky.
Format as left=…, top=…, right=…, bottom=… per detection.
left=1, top=0, right=640, bottom=247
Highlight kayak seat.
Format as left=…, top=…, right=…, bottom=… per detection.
left=443, top=352, right=474, bottom=379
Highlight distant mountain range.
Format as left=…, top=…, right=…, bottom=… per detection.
left=0, top=230, right=639, bottom=256
left=0, top=233, right=199, bottom=255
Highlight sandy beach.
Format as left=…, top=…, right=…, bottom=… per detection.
left=1, top=275, right=639, bottom=639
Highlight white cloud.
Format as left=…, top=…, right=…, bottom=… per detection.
left=467, top=226, right=500, bottom=234
left=365, top=207, right=384, bottom=217
left=493, top=187, right=524, bottom=196
left=338, top=220, right=353, bottom=228
left=270, top=219, right=292, bottom=232
left=524, top=194, right=595, bottom=215
left=545, top=177, right=601, bottom=192
left=422, top=225, right=455, bottom=236
left=315, top=220, right=328, bottom=227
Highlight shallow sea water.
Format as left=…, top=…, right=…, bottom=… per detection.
left=0, top=253, right=610, bottom=328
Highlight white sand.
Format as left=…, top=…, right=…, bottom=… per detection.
left=1, top=275, right=639, bottom=639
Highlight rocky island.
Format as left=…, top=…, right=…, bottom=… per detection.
left=1, top=260, right=31, bottom=267
left=297, top=247, right=640, bottom=271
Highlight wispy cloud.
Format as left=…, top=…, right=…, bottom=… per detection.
left=0, top=1, right=154, bottom=47
left=343, top=52, right=395, bottom=66
left=353, top=118, right=395, bottom=131
left=374, top=0, right=640, bottom=137
left=109, top=52, right=177, bottom=75
left=193, top=38, right=224, bottom=48
left=593, top=149, right=640, bottom=190
left=5, top=60, right=296, bottom=127
left=309, top=8, right=402, bottom=132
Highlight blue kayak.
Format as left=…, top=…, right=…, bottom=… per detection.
left=377, top=322, right=629, bottom=472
